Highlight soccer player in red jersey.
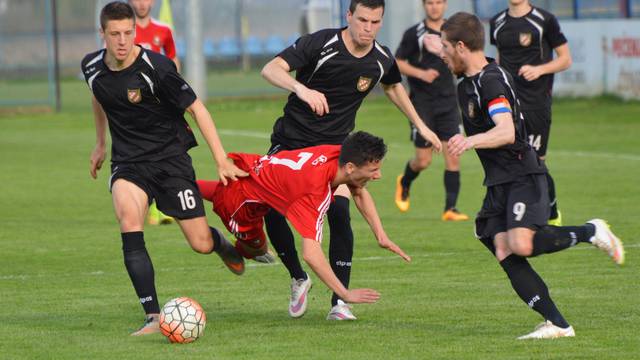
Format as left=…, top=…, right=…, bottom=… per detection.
left=197, top=132, right=411, bottom=310
left=130, top=0, right=180, bottom=71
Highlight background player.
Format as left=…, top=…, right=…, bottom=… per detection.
left=394, top=0, right=468, bottom=221
left=440, top=12, right=624, bottom=339
left=197, top=132, right=411, bottom=314
left=129, top=0, right=181, bottom=225
left=490, top=0, right=572, bottom=225
left=260, top=0, right=441, bottom=320
left=83, top=2, right=246, bottom=336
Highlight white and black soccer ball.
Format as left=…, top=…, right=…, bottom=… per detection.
left=159, top=297, right=206, bottom=343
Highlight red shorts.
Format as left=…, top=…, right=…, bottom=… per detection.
left=197, top=180, right=270, bottom=259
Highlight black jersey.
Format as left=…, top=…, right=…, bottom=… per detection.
left=395, top=21, right=455, bottom=101
left=489, top=7, right=567, bottom=110
left=81, top=47, right=197, bottom=163
left=272, top=28, right=402, bottom=149
left=458, top=61, right=545, bottom=186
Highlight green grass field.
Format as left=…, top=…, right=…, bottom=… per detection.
left=1, top=80, right=639, bottom=359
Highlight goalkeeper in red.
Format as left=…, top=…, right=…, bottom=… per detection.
left=197, top=132, right=410, bottom=308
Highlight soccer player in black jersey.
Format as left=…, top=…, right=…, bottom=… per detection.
left=440, top=12, right=624, bottom=339
left=260, top=0, right=441, bottom=320
left=489, top=0, right=572, bottom=226
left=82, top=2, right=247, bottom=336
left=394, top=0, right=469, bottom=221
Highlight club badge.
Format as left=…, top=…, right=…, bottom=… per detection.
left=357, top=76, right=372, bottom=92
left=153, top=35, right=161, bottom=46
left=468, top=100, right=475, bottom=118
left=127, top=88, right=142, bottom=103
left=519, top=32, right=532, bottom=47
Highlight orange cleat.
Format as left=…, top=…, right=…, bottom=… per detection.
left=395, top=175, right=410, bottom=212
left=442, top=208, right=469, bottom=221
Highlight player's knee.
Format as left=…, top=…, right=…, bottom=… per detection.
left=187, top=233, right=214, bottom=254
left=414, top=157, right=432, bottom=171
left=508, top=239, right=533, bottom=257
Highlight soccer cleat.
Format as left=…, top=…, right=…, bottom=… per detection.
left=253, top=248, right=277, bottom=264
left=517, top=320, right=575, bottom=340
left=213, top=228, right=245, bottom=275
left=442, top=208, right=470, bottom=221
left=587, top=219, right=625, bottom=265
left=289, top=275, right=312, bottom=318
left=147, top=203, right=160, bottom=225
left=395, top=175, right=410, bottom=212
left=157, top=211, right=174, bottom=225
left=130, top=314, right=160, bottom=336
left=326, top=300, right=357, bottom=320
left=548, top=210, right=563, bottom=226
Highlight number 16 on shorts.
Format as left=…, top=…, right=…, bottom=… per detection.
left=178, top=189, right=196, bottom=210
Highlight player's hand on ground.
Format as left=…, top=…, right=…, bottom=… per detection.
left=217, top=159, right=249, bottom=186
left=378, top=236, right=411, bottom=262
left=89, top=145, right=106, bottom=179
left=294, top=83, right=329, bottom=116
left=423, top=33, right=443, bottom=55
left=518, top=65, right=544, bottom=81
left=343, top=288, right=380, bottom=304
left=420, top=69, right=440, bottom=84
left=448, top=134, right=473, bottom=157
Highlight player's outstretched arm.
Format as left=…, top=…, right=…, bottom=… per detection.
left=301, top=237, right=380, bottom=304
left=396, top=58, right=439, bottom=84
left=448, top=113, right=515, bottom=157
left=186, top=99, right=248, bottom=185
left=381, top=83, right=442, bottom=152
left=261, top=57, right=329, bottom=116
left=89, top=95, right=107, bottom=179
left=350, top=185, right=411, bottom=262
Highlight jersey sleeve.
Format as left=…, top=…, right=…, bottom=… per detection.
left=157, top=60, right=197, bottom=110
left=381, top=59, right=402, bottom=85
left=545, top=14, right=568, bottom=49
left=481, top=73, right=513, bottom=117
left=395, top=28, right=416, bottom=60
left=163, top=28, right=177, bottom=60
left=277, top=33, right=322, bottom=71
left=285, top=189, right=332, bottom=242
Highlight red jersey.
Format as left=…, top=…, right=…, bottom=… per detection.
left=214, top=145, right=341, bottom=241
left=135, top=18, right=177, bottom=59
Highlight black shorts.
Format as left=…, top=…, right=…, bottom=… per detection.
left=522, top=107, right=551, bottom=157
left=109, top=154, right=205, bottom=220
left=411, top=98, right=461, bottom=148
left=475, top=174, right=549, bottom=254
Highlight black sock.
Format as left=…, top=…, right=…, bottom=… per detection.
left=328, top=196, right=354, bottom=306
left=210, top=227, right=222, bottom=253
left=444, top=170, right=460, bottom=211
left=401, top=161, right=420, bottom=188
left=500, top=255, right=569, bottom=328
left=122, top=232, right=160, bottom=314
left=264, top=208, right=306, bottom=280
left=530, top=224, right=595, bottom=257
left=546, top=172, right=559, bottom=219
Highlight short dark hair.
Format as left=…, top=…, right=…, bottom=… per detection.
left=349, top=0, right=385, bottom=14
left=339, top=131, right=387, bottom=167
left=100, top=1, right=135, bottom=30
left=441, top=12, right=484, bottom=51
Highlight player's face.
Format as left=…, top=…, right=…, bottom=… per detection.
left=346, top=5, right=384, bottom=47
left=129, top=0, right=154, bottom=19
left=347, top=160, right=383, bottom=188
left=440, top=33, right=465, bottom=76
left=424, top=0, right=446, bottom=22
left=101, top=19, right=136, bottom=62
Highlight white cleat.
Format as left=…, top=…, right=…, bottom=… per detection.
left=289, top=275, right=312, bottom=318
left=326, top=300, right=357, bottom=321
left=587, top=219, right=625, bottom=265
left=253, top=248, right=277, bottom=264
left=517, top=320, right=575, bottom=340
left=130, top=314, right=160, bottom=336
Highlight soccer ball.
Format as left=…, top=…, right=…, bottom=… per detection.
left=159, top=297, right=206, bottom=343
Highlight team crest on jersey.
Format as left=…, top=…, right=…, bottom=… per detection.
left=357, top=76, right=373, bottom=92
left=467, top=100, right=476, bottom=118
left=127, top=88, right=142, bottom=103
left=519, top=32, right=532, bottom=47
left=153, top=36, right=161, bottom=46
